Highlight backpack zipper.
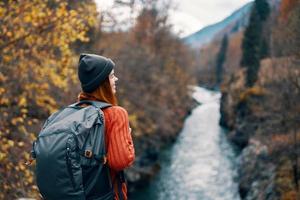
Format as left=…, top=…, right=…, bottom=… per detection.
left=66, top=144, right=76, bottom=189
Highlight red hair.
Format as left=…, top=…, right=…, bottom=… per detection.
left=78, top=77, right=118, bottom=106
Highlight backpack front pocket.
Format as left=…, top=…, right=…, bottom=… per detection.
left=66, top=135, right=83, bottom=191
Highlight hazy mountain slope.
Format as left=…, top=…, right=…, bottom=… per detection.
left=183, top=2, right=252, bottom=49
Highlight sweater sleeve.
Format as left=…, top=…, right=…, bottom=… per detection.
left=104, top=106, right=135, bottom=171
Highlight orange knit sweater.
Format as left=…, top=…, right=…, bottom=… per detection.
left=103, top=106, right=135, bottom=200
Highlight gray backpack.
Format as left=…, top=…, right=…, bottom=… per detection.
left=31, top=100, right=116, bottom=200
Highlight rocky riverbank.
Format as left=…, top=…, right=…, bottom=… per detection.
left=220, top=81, right=277, bottom=199
left=220, top=59, right=300, bottom=200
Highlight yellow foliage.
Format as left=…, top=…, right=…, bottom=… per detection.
left=0, top=152, right=6, bottom=161
left=7, top=140, right=14, bottom=147
left=11, top=117, right=24, bottom=125
left=0, top=72, right=7, bottom=82
left=18, top=97, right=27, bottom=107
left=0, top=87, right=5, bottom=95
left=0, top=0, right=98, bottom=199
left=128, top=114, right=138, bottom=129
left=239, top=86, right=266, bottom=102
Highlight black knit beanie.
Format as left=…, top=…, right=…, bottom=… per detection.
left=78, top=53, right=114, bottom=93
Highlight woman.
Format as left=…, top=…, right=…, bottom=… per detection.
left=77, top=53, right=135, bottom=200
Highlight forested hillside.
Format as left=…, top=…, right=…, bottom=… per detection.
left=219, top=0, right=300, bottom=199
left=184, top=0, right=300, bottom=198
left=0, top=1, right=197, bottom=199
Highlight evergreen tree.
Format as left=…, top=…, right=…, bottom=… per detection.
left=216, top=34, right=228, bottom=86
left=255, top=0, right=270, bottom=21
left=241, top=0, right=270, bottom=87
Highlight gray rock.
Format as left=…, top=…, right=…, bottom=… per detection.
left=238, top=139, right=277, bottom=200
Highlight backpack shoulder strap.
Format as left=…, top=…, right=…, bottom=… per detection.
left=68, top=100, right=111, bottom=110
left=89, top=101, right=111, bottom=109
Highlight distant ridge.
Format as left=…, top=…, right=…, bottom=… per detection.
left=183, top=2, right=253, bottom=49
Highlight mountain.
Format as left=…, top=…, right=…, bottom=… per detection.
left=183, top=0, right=281, bottom=49
left=183, top=2, right=253, bottom=49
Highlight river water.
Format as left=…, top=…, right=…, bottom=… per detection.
left=132, top=87, right=241, bottom=200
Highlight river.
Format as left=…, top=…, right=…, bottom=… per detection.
left=132, top=87, right=241, bottom=200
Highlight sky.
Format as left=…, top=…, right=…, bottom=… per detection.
left=95, top=0, right=253, bottom=37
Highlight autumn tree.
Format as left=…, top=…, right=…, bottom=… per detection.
left=125, top=5, right=196, bottom=139
left=0, top=0, right=97, bottom=198
left=95, top=1, right=196, bottom=145
left=241, top=0, right=270, bottom=87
